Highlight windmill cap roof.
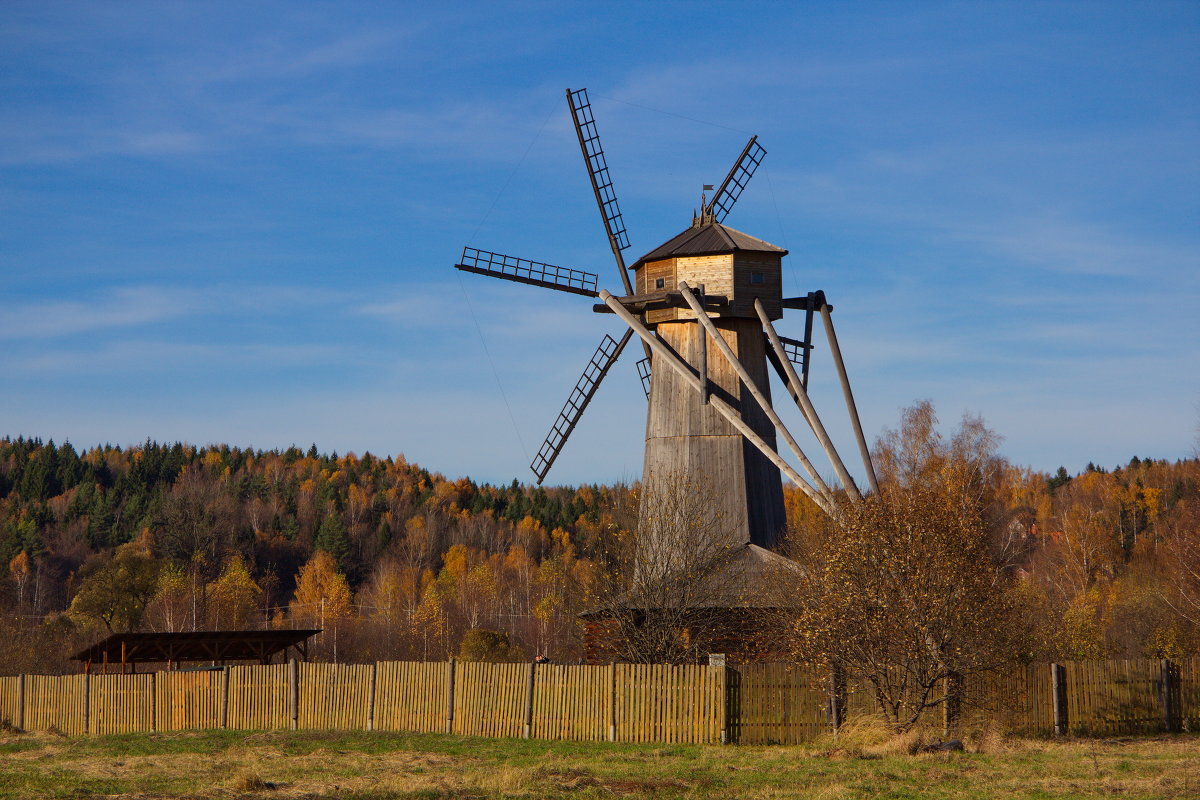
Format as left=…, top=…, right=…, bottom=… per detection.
left=631, top=220, right=787, bottom=270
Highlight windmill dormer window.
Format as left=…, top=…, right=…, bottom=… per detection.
left=655, top=278, right=665, bottom=289
left=750, top=271, right=764, bottom=285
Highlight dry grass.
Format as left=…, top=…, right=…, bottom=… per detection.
left=0, top=727, right=1196, bottom=799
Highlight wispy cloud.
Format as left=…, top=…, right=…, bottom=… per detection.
left=0, top=284, right=355, bottom=340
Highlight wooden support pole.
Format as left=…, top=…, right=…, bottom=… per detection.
left=1161, top=659, right=1180, bottom=734
left=16, top=674, right=24, bottom=731
left=756, top=298, right=862, bottom=502
left=220, top=667, right=230, bottom=730
left=1051, top=663, right=1068, bottom=736
left=710, top=654, right=729, bottom=745
left=82, top=672, right=90, bottom=735
left=697, top=316, right=709, bottom=404
left=600, top=290, right=833, bottom=515
left=445, top=659, right=456, bottom=735
left=680, top=283, right=836, bottom=510
left=608, top=662, right=617, bottom=743
left=288, top=659, right=298, bottom=731
left=523, top=661, right=537, bottom=740
left=367, top=663, right=377, bottom=732
left=828, top=665, right=845, bottom=734
left=820, top=304, right=880, bottom=495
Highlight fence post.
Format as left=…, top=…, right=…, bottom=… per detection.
left=82, top=673, right=91, bottom=735
left=149, top=672, right=156, bottom=733
left=1051, top=663, right=1068, bottom=736
left=828, top=664, right=846, bottom=734
left=1161, top=659, right=1180, bottom=734
left=288, top=659, right=299, bottom=731
left=523, top=661, right=538, bottom=740
left=220, top=667, right=230, bottom=729
left=942, top=671, right=962, bottom=738
left=367, top=663, right=377, bottom=732
left=445, top=659, right=456, bottom=735
left=16, top=674, right=24, bottom=731
left=709, top=653, right=729, bottom=745
left=608, top=662, right=617, bottom=742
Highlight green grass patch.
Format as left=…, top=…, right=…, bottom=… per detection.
left=0, top=728, right=1196, bottom=799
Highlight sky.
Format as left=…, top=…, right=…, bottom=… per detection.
left=1, top=1, right=1197, bottom=488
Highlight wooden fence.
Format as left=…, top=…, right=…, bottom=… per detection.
left=0, top=658, right=1196, bottom=743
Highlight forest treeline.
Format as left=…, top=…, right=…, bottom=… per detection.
left=0, top=433, right=1197, bottom=674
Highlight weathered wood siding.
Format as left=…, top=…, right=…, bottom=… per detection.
left=731, top=253, right=783, bottom=319
left=642, top=318, right=785, bottom=550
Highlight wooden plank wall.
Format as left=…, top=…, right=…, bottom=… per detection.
left=733, top=663, right=827, bottom=744
left=24, top=675, right=87, bottom=735
left=298, top=662, right=372, bottom=730
left=3, top=657, right=1199, bottom=740
left=373, top=661, right=446, bottom=733
left=90, top=674, right=154, bottom=734
left=227, top=664, right=289, bottom=730
left=532, top=664, right=609, bottom=741
left=0, top=675, right=19, bottom=726
left=156, top=670, right=221, bottom=731
left=614, top=664, right=720, bottom=744
left=453, top=661, right=527, bottom=738
left=1064, top=659, right=1160, bottom=735
left=1178, top=657, right=1200, bottom=731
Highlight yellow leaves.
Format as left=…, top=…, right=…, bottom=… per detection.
left=206, top=555, right=262, bottom=629
left=291, top=550, right=352, bottom=624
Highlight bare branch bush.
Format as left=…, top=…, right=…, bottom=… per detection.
left=585, top=471, right=743, bottom=663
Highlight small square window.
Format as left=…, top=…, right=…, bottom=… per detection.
left=655, top=277, right=665, bottom=289
left=750, top=271, right=764, bottom=285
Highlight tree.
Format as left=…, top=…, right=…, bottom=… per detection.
left=290, top=550, right=353, bottom=660
left=206, top=555, right=263, bottom=630
left=8, top=550, right=30, bottom=606
left=68, top=545, right=160, bottom=632
left=458, top=629, right=524, bottom=662
left=785, top=402, right=1028, bottom=729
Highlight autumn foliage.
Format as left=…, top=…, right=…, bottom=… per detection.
left=0, top=419, right=1196, bottom=675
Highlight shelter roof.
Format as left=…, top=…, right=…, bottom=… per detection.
left=71, top=630, right=320, bottom=667
left=631, top=221, right=787, bottom=270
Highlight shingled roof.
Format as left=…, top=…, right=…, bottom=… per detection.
left=631, top=220, right=787, bottom=270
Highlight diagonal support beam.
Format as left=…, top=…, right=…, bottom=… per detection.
left=820, top=304, right=880, bottom=495
left=755, top=298, right=862, bottom=502
left=599, top=290, right=833, bottom=516
left=679, top=283, right=836, bottom=507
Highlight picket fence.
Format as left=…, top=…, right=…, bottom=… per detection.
left=1, top=658, right=1197, bottom=744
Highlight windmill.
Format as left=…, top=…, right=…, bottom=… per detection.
left=455, top=87, right=878, bottom=558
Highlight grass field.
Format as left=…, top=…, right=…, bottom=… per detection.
left=1, top=724, right=1197, bottom=799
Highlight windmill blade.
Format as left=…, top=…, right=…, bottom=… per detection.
left=705, top=135, right=766, bottom=223
left=455, top=247, right=599, bottom=297
left=636, top=357, right=652, bottom=399
left=775, top=333, right=814, bottom=390
left=531, top=329, right=633, bottom=484
left=566, top=87, right=635, bottom=296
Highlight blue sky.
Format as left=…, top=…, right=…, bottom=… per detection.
left=2, top=1, right=1197, bottom=487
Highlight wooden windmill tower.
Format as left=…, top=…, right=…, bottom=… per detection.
left=455, top=88, right=879, bottom=562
